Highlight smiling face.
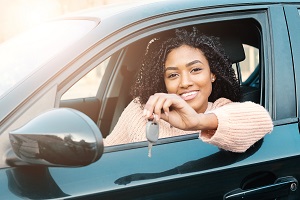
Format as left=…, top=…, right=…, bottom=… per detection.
left=164, top=45, right=215, bottom=113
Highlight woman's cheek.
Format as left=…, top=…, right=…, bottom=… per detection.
left=167, top=81, right=180, bottom=94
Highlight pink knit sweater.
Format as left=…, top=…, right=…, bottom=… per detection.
left=104, top=98, right=273, bottom=152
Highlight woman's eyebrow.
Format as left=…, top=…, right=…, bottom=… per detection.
left=164, top=66, right=178, bottom=72
left=164, top=60, right=203, bottom=72
left=186, top=60, right=202, bottom=67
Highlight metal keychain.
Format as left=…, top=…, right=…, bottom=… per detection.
left=146, top=116, right=159, bottom=157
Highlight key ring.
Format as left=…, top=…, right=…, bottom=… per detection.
left=151, top=113, right=158, bottom=124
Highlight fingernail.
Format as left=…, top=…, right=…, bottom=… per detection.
left=143, top=109, right=147, bottom=116
left=165, top=112, right=169, bottom=117
left=154, top=114, right=159, bottom=122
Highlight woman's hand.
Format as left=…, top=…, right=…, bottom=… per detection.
left=143, top=93, right=217, bottom=131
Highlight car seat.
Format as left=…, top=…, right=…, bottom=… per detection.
left=220, top=35, right=260, bottom=103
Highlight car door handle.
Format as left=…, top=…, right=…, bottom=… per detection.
left=223, top=176, right=298, bottom=200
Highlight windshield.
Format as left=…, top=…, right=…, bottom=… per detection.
left=0, top=19, right=97, bottom=97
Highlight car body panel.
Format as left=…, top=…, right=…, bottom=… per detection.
left=268, top=5, right=298, bottom=120
left=284, top=5, right=300, bottom=117
left=1, top=123, right=299, bottom=199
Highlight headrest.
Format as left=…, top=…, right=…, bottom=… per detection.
left=220, top=36, right=245, bottom=63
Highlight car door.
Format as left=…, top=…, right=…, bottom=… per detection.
left=2, top=3, right=300, bottom=200
left=284, top=4, right=300, bottom=117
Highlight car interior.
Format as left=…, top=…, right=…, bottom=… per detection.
left=60, top=18, right=262, bottom=140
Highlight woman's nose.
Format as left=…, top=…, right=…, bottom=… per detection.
left=179, top=73, right=193, bottom=88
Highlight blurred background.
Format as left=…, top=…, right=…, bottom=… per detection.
left=0, top=0, right=138, bottom=43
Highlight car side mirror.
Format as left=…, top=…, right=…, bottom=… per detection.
left=6, top=108, right=103, bottom=167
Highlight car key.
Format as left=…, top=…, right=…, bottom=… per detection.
left=146, top=119, right=159, bottom=158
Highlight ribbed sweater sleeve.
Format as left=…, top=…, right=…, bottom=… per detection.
left=104, top=100, right=147, bottom=146
left=104, top=97, right=273, bottom=153
left=200, top=98, right=273, bottom=152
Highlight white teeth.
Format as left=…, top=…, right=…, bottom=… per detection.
left=181, top=91, right=197, bottom=98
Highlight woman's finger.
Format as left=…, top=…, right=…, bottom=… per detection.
left=162, top=98, right=172, bottom=116
left=143, top=94, right=157, bottom=117
left=153, top=95, right=169, bottom=120
left=143, top=93, right=165, bottom=118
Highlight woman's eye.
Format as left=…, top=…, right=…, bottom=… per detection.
left=167, top=73, right=178, bottom=79
left=191, top=68, right=202, bottom=73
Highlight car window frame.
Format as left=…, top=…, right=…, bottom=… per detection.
left=55, top=4, right=296, bottom=152
left=96, top=9, right=272, bottom=151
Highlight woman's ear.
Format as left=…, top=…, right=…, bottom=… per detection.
left=211, top=74, right=216, bottom=82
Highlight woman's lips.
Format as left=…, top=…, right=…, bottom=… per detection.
left=180, top=91, right=198, bottom=101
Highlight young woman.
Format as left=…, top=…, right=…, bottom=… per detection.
left=105, top=27, right=273, bottom=153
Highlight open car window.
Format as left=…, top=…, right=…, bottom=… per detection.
left=59, top=16, right=263, bottom=148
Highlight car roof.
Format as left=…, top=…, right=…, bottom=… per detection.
left=56, top=0, right=300, bottom=44
left=62, top=0, right=300, bottom=20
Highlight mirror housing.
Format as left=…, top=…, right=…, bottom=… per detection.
left=6, top=108, right=103, bottom=167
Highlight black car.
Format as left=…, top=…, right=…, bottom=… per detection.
left=1, top=0, right=300, bottom=199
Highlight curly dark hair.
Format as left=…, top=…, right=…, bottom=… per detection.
left=131, top=27, right=241, bottom=105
